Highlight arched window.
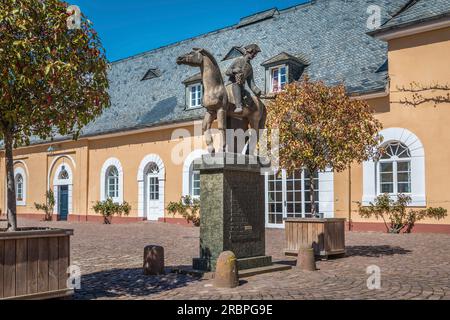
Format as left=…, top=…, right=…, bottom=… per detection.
left=378, top=142, right=411, bottom=194
left=15, top=174, right=24, bottom=201
left=14, top=166, right=27, bottom=206
left=106, top=166, right=119, bottom=200
left=363, top=128, right=425, bottom=206
left=189, top=162, right=201, bottom=198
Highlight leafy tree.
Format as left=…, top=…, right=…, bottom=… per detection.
left=92, top=198, right=131, bottom=224
left=267, top=77, right=382, bottom=217
left=34, top=189, right=55, bottom=221
left=358, top=193, right=447, bottom=233
left=0, top=0, right=110, bottom=230
left=167, top=195, right=200, bottom=226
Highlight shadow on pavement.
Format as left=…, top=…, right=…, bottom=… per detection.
left=345, top=245, right=412, bottom=257
left=74, top=266, right=203, bottom=300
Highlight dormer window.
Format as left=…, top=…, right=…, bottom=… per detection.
left=183, top=73, right=203, bottom=109
left=141, top=68, right=161, bottom=81
left=270, top=66, right=287, bottom=93
left=222, top=46, right=245, bottom=61
left=262, top=52, right=309, bottom=94
left=189, top=83, right=203, bottom=108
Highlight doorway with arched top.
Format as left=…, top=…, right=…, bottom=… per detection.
left=53, top=163, right=73, bottom=221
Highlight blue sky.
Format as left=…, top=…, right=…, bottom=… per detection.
left=73, top=0, right=308, bottom=62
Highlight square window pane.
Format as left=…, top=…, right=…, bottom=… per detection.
left=304, top=191, right=310, bottom=201
left=272, top=69, right=279, bottom=79
left=397, top=161, right=410, bottom=172
left=287, top=203, right=293, bottom=213
left=287, top=192, right=293, bottom=202
left=275, top=181, right=282, bottom=191
left=380, top=162, right=393, bottom=172
left=381, top=183, right=393, bottom=193
left=294, top=203, right=302, bottom=213
left=305, top=180, right=316, bottom=190
left=305, top=203, right=311, bottom=213
left=275, top=214, right=283, bottom=224
left=286, top=181, right=293, bottom=191
left=275, top=192, right=282, bottom=202
left=380, top=173, right=393, bottom=183
left=269, top=203, right=275, bottom=213
left=398, top=183, right=411, bottom=193
left=276, top=203, right=283, bottom=213
left=295, top=191, right=302, bottom=201
left=397, top=172, right=410, bottom=183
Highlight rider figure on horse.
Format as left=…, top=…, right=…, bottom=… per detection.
left=225, top=44, right=262, bottom=114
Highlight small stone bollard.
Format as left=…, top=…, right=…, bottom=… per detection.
left=214, top=251, right=239, bottom=288
left=296, top=245, right=316, bottom=271
left=143, top=245, right=165, bottom=275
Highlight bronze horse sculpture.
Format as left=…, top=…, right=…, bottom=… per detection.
left=176, top=48, right=267, bottom=154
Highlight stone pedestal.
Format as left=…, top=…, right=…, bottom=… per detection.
left=192, top=153, right=272, bottom=271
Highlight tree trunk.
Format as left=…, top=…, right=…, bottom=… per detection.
left=4, top=130, right=17, bottom=231
left=309, top=168, right=317, bottom=218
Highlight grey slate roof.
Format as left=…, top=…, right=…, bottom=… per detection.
left=14, top=0, right=413, bottom=146
left=377, top=0, right=450, bottom=32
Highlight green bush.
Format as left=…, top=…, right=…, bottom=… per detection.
left=167, top=195, right=200, bottom=227
left=92, top=198, right=131, bottom=224
left=34, top=189, right=55, bottom=221
left=358, top=194, right=447, bottom=233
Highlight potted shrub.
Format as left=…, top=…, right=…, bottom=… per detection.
left=267, top=78, right=383, bottom=259
left=92, top=198, right=131, bottom=224
left=167, top=195, right=200, bottom=226
left=0, top=0, right=109, bottom=299
left=34, top=190, right=55, bottom=221
left=358, top=193, right=447, bottom=233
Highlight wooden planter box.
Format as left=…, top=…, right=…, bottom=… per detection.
left=0, top=228, right=74, bottom=300
left=284, top=218, right=346, bottom=258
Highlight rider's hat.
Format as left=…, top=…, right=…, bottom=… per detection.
left=244, top=44, right=261, bottom=54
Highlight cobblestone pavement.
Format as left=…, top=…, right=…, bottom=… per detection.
left=19, top=218, right=450, bottom=300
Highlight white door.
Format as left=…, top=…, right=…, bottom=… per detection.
left=146, top=174, right=160, bottom=221
left=265, top=170, right=319, bottom=228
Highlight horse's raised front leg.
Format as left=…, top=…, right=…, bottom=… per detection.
left=203, top=111, right=217, bottom=154
left=217, top=108, right=227, bottom=153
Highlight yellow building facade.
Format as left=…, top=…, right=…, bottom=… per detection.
left=1, top=1, right=449, bottom=232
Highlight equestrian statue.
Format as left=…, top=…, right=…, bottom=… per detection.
left=176, top=44, right=267, bottom=154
